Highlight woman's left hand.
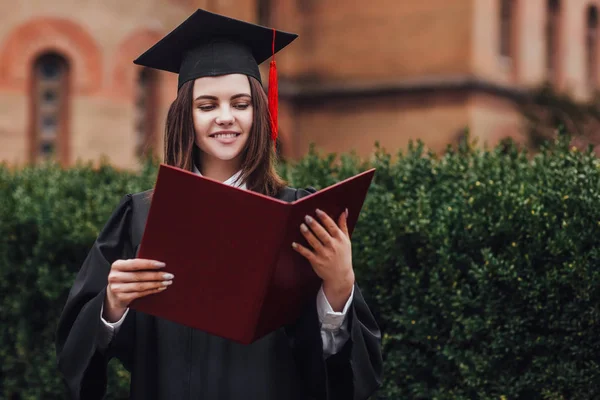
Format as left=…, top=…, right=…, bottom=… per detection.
left=292, top=208, right=355, bottom=312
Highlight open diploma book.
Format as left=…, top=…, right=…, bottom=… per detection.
left=130, top=164, right=375, bottom=344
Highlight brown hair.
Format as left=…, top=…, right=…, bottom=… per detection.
left=163, top=75, right=286, bottom=196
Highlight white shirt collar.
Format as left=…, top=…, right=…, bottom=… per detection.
left=192, top=164, right=247, bottom=190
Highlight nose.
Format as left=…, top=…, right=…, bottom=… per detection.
left=215, top=105, right=234, bottom=126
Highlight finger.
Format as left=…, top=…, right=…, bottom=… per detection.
left=291, top=241, right=316, bottom=263
left=110, top=280, right=173, bottom=293
left=124, top=286, right=168, bottom=303
left=304, top=214, right=334, bottom=247
left=112, top=258, right=166, bottom=271
left=338, top=208, right=349, bottom=238
left=300, top=223, right=324, bottom=251
left=109, top=270, right=174, bottom=284
left=314, top=209, right=341, bottom=238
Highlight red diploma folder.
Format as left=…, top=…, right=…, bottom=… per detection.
left=130, top=164, right=375, bottom=344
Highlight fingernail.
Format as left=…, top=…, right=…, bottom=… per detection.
left=345, top=208, right=349, bottom=218
left=300, top=223, right=308, bottom=233
left=158, top=286, right=167, bottom=291
left=292, top=242, right=298, bottom=249
left=315, top=209, right=324, bottom=216
left=163, top=273, right=174, bottom=280
left=162, top=280, right=173, bottom=286
left=305, top=215, right=313, bottom=224
left=154, top=261, right=166, bottom=268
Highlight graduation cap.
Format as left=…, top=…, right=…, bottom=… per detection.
left=134, top=9, right=298, bottom=146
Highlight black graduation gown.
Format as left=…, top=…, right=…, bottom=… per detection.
left=55, top=187, right=383, bottom=400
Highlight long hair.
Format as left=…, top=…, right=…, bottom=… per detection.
left=163, top=76, right=286, bottom=196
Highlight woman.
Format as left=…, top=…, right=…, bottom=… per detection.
left=56, top=9, right=382, bottom=400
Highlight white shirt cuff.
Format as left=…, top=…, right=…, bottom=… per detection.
left=100, top=303, right=129, bottom=329
left=316, top=283, right=354, bottom=331
left=98, top=302, right=129, bottom=349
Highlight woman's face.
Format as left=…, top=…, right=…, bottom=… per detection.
left=192, top=74, right=253, bottom=168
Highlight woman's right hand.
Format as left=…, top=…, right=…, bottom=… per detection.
left=103, top=258, right=174, bottom=323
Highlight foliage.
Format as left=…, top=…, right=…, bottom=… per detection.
left=520, top=84, right=600, bottom=153
left=1, top=138, right=600, bottom=399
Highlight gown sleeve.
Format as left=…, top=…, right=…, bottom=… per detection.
left=55, top=194, right=137, bottom=400
left=285, top=188, right=384, bottom=400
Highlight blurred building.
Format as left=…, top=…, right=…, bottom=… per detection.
left=0, top=0, right=597, bottom=169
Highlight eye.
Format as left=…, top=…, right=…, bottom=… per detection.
left=198, top=104, right=215, bottom=111
left=234, top=103, right=251, bottom=110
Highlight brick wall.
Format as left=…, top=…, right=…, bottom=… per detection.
left=274, top=0, right=474, bottom=82
left=0, top=0, right=598, bottom=168
left=0, top=0, right=192, bottom=168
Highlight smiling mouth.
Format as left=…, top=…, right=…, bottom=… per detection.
left=209, top=132, right=241, bottom=138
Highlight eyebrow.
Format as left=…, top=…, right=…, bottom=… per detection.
left=194, top=93, right=251, bottom=101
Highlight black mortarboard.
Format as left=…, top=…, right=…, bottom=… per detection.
left=134, top=9, right=297, bottom=146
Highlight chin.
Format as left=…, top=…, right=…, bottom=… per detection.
left=203, top=146, right=244, bottom=161
left=213, top=152, right=242, bottom=161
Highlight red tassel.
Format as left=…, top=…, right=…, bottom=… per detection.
left=268, top=29, right=278, bottom=150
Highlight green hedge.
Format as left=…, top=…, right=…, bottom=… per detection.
left=2, top=138, right=600, bottom=399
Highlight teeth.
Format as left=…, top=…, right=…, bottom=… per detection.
left=213, top=133, right=237, bottom=138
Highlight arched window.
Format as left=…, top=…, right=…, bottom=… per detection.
left=134, top=68, right=159, bottom=159
left=499, top=0, right=515, bottom=59
left=546, top=0, right=561, bottom=84
left=586, top=5, right=599, bottom=88
left=31, top=52, right=69, bottom=164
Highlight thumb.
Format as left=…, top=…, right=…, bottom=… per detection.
left=338, top=208, right=349, bottom=237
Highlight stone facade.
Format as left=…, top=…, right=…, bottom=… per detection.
left=0, top=0, right=597, bottom=168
